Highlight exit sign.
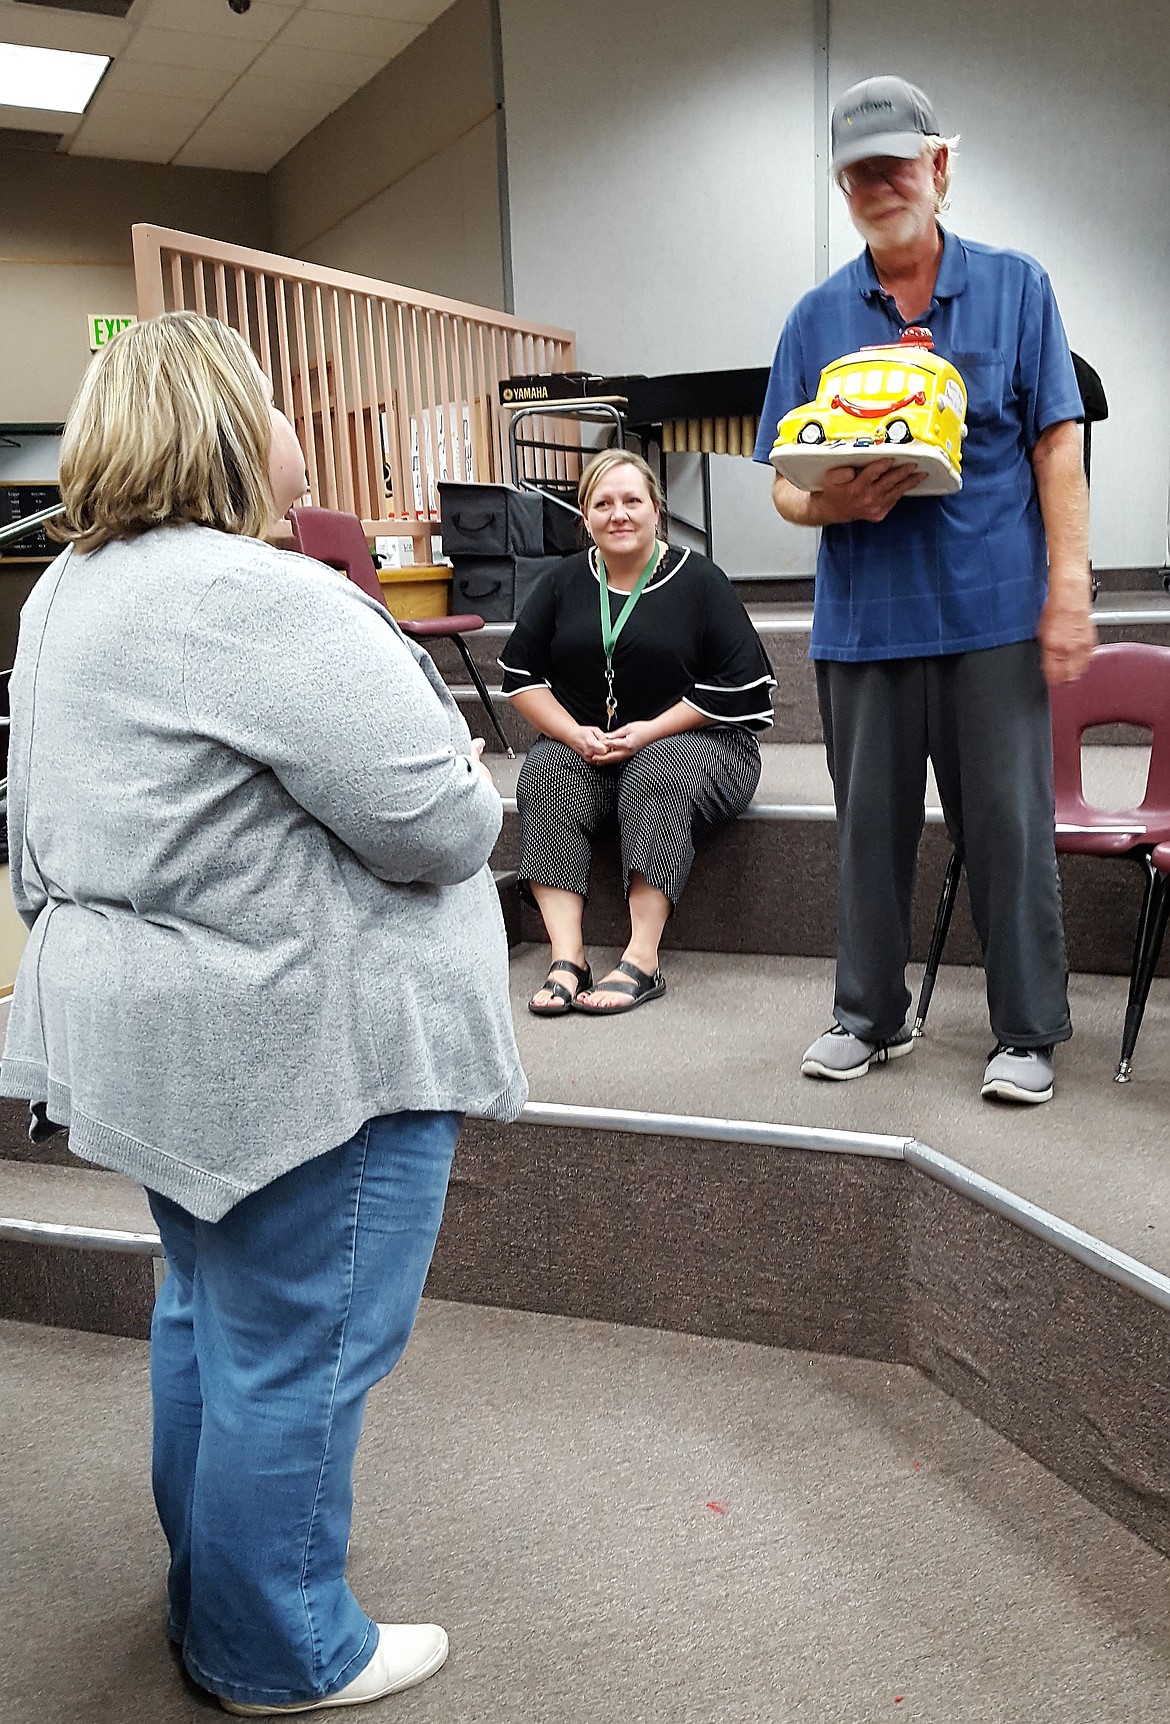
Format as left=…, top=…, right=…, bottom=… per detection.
left=87, top=314, right=136, bottom=351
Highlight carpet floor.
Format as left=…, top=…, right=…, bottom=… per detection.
left=3, top=1301, right=1170, bottom=1724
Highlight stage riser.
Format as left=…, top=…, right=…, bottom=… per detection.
left=427, top=1118, right=1170, bottom=1560
left=4, top=1113, right=1168, bottom=1557
left=451, top=670, right=824, bottom=749
left=909, top=1172, right=1170, bottom=1562
left=430, top=1121, right=905, bottom=1362
left=446, top=620, right=1166, bottom=750
left=426, top=594, right=1168, bottom=686
left=732, top=577, right=814, bottom=604
left=0, top=1238, right=153, bottom=1339
left=1093, top=567, right=1168, bottom=592
left=430, top=625, right=813, bottom=705
left=495, top=813, right=1170, bottom=978
left=430, top=624, right=815, bottom=693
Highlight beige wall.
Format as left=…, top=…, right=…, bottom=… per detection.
left=2, top=0, right=505, bottom=429
left=0, top=148, right=271, bottom=423
left=0, top=868, right=28, bottom=993
left=269, top=0, right=505, bottom=310
left=828, top=0, right=1170, bottom=572
left=501, top=0, right=818, bottom=579
left=503, top=0, right=1170, bottom=575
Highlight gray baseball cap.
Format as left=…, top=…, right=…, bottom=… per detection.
left=831, top=75, right=939, bottom=174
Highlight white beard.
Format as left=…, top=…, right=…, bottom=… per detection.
left=851, top=203, right=934, bottom=255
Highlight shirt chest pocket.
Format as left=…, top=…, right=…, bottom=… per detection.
left=948, top=350, right=1008, bottom=432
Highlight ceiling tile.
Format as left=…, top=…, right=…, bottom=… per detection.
left=302, top=0, right=449, bottom=19
left=117, top=26, right=261, bottom=73
left=173, top=137, right=283, bottom=172
left=245, top=40, right=384, bottom=89
left=186, top=94, right=308, bottom=141
left=68, top=110, right=204, bottom=161
left=69, top=134, right=184, bottom=163
left=0, top=2, right=128, bottom=55
left=201, top=78, right=354, bottom=145
left=76, top=86, right=208, bottom=132
left=174, top=111, right=304, bottom=172
left=99, top=57, right=237, bottom=102
left=0, top=102, right=76, bottom=134
left=279, top=10, right=417, bottom=57
left=133, top=0, right=294, bottom=45
left=0, top=0, right=452, bottom=174
left=204, top=77, right=325, bottom=127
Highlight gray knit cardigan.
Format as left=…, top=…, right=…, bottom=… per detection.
left=1, top=524, right=527, bottom=1219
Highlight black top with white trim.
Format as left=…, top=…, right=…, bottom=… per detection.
left=499, top=546, right=775, bottom=732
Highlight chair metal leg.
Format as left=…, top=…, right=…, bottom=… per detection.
left=452, top=634, right=514, bottom=759
left=1116, top=857, right=1170, bottom=1083
left=913, top=849, right=963, bottom=1037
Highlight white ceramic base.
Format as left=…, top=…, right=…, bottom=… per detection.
left=769, top=441, right=962, bottom=496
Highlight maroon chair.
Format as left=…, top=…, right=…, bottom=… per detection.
left=1116, top=838, right=1170, bottom=1081
left=913, top=642, right=1170, bottom=1081
left=288, top=506, right=514, bottom=758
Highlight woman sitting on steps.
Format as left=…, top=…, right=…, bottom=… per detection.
left=501, top=449, right=775, bottom=1016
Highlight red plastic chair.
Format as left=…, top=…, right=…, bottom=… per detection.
left=288, top=506, right=514, bottom=758
left=913, top=642, right=1170, bottom=1081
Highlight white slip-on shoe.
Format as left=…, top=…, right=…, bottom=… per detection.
left=800, top=1021, right=914, bottom=1081
left=219, top=1624, right=448, bottom=1716
left=980, top=1045, right=1054, bottom=1104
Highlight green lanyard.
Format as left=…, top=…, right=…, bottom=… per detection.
left=597, top=542, right=661, bottom=729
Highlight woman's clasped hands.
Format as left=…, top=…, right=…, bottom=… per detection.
left=570, top=721, right=652, bottom=765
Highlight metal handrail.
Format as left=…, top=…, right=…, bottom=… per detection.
left=0, top=1215, right=162, bottom=1255
left=5, top=1092, right=1170, bottom=1312
left=0, top=503, right=65, bottom=549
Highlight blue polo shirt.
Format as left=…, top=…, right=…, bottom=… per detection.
left=753, top=230, right=1083, bottom=661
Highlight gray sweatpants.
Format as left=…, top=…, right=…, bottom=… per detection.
left=816, top=639, right=1071, bottom=1049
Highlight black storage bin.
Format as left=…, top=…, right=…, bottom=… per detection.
left=452, top=554, right=565, bottom=623
left=514, top=554, right=565, bottom=618
left=438, top=483, right=544, bottom=559
left=542, top=493, right=583, bottom=555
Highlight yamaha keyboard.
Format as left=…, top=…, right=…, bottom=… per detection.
left=499, top=368, right=771, bottom=458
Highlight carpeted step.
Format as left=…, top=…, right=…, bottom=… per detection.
left=3, top=946, right=1169, bottom=1557
left=487, top=743, right=1163, bottom=979
left=0, top=1159, right=157, bottom=1338
left=503, top=946, right=1170, bottom=1278
left=438, top=595, right=1170, bottom=750
left=1093, top=565, right=1170, bottom=592
left=731, top=571, right=814, bottom=603
left=427, top=611, right=819, bottom=745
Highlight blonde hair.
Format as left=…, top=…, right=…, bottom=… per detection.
left=923, top=133, right=960, bottom=212
left=578, top=448, right=664, bottom=518
left=56, top=311, right=276, bottom=552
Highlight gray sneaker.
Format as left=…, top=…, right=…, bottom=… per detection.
left=980, top=1044, right=1054, bottom=1104
left=800, top=1021, right=914, bottom=1081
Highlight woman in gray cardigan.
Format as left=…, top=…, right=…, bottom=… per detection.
left=1, top=312, right=526, bottom=1715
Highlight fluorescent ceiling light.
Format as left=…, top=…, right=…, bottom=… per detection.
left=0, top=42, right=109, bottom=115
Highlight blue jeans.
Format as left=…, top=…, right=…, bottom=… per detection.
left=146, top=1110, right=460, bottom=1709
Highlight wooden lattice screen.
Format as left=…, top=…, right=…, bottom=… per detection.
left=132, top=224, right=577, bottom=556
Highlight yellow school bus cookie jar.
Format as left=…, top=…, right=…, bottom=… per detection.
left=769, top=327, right=968, bottom=496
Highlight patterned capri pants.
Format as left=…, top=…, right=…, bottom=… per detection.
left=516, top=728, right=761, bottom=907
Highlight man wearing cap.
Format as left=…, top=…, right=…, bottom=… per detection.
left=757, top=75, right=1095, bottom=1104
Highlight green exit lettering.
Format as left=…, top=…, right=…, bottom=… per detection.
left=87, top=314, right=137, bottom=351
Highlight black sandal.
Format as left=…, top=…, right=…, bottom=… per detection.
left=571, top=960, right=666, bottom=1015
left=528, top=958, right=593, bottom=1017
